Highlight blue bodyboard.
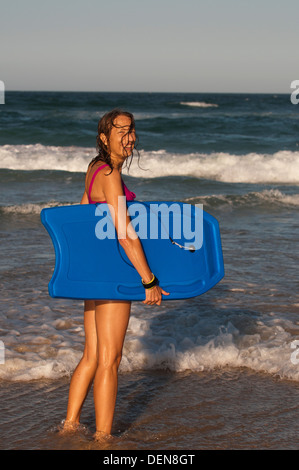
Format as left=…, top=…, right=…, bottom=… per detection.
left=40, top=201, right=224, bottom=301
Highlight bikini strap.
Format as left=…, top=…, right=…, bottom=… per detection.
left=88, top=164, right=110, bottom=203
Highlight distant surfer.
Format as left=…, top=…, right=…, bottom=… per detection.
left=61, top=109, right=169, bottom=441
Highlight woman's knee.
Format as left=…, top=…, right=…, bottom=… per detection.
left=82, top=344, right=98, bottom=367
left=97, top=349, right=122, bottom=372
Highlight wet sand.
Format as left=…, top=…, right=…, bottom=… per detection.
left=1, top=368, right=299, bottom=450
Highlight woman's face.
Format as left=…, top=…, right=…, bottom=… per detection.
left=102, top=115, right=136, bottom=161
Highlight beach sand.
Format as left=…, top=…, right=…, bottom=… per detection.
left=1, top=368, right=299, bottom=450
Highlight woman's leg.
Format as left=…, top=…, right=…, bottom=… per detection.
left=64, top=300, right=98, bottom=428
left=93, top=300, right=131, bottom=438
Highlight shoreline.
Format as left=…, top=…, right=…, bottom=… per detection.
left=1, top=368, right=299, bottom=450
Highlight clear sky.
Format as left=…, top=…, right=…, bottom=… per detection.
left=1, top=0, right=298, bottom=93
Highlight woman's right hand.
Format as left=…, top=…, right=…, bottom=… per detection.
left=143, top=285, right=170, bottom=306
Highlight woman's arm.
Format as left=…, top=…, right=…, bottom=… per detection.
left=80, top=191, right=89, bottom=205
left=102, top=171, right=169, bottom=305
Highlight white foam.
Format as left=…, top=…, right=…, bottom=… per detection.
left=2, top=190, right=297, bottom=217
left=127, top=150, right=299, bottom=184
left=1, top=201, right=68, bottom=215
left=254, top=189, right=299, bottom=206
left=186, top=189, right=299, bottom=208
left=1, top=309, right=299, bottom=382
left=120, top=313, right=299, bottom=381
left=0, top=350, right=81, bottom=381
left=0, top=144, right=92, bottom=172
left=1, top=144, right=299, bottom=184
left=180, top=101, right=219, bottom=108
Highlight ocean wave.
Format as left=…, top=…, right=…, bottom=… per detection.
left=0, top=144, right=93, bottom=172
left=185, top=189, right=299, bottom=209
left=0, top=189, right=299, bottom=216
left=131, top=150, right=299, bottom=184
left=122, top=314, right=299, bottom=382
left=1, top=189, right=298, bottom=216
left=1, top=144, right=299, bottom=184
left=1, top=305, right=299, bottom=382
left=0, top=201, right=69, bottom=215
left=180, top=101, right=219, bottom=108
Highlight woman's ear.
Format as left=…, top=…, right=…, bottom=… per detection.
left=100, top=133, right=108, bottom=147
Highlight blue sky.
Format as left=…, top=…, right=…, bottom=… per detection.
left=1, top=0, right=297, bottom=93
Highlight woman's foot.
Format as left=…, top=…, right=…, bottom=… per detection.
left=93, top=430, right=114, bottom=443
left=59, top=419, right=80, bottom=434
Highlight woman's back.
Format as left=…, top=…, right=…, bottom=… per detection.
left=86, top=162, right=136, bottom=204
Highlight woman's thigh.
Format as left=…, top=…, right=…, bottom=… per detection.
left=83, top=300, right=97, bottom=360
left=94, top=300, right=131, bottom=366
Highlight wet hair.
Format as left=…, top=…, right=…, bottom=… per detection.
left=89, top=108, right=139, bottom=172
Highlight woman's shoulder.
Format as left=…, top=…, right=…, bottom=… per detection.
left=88, top=162, right=122, bottom=189
left=88, top=160, right=111, bottom=177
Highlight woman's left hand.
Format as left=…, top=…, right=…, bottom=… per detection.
left=143, top=285, right=170, bottom=306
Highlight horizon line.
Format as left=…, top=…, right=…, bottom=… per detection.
left=4, top=89, right=290, bottom=95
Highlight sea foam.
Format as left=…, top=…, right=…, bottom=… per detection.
left=185, top=189, right=299, bottom=209
left=1, top=303, right=299, bottom=382
left=130, top=150, right=299, bottom=184
left=1, top=189, right=298, bottom=216
left=180, top=101, right=219, bottom=108
left=1, top=144, right=299, bottom=184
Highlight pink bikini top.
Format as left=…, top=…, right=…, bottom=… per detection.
left=88, top=163, right=136, bottom=204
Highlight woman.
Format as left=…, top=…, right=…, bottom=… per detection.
left=62, top=109, right=169, bottom=441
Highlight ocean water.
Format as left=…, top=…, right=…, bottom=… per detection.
left=1, top=91, right=299, bottom=450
